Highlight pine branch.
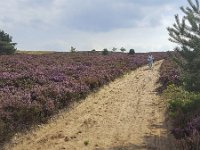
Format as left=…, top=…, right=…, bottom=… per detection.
left=196, top=0, right=200, bottom=10
left=188, top=0, right=198, bottom=12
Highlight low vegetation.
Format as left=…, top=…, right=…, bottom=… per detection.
left=159, top=60, right=200, bottom=149
left=0, top=52, right=166, bottom=145
left=102, top=48, right=109, bottom=55
left=161, top=0, right=200, bottom=148
left=157, top=55, right=181, bottom=93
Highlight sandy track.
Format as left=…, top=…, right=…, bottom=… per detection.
left=4, top=60, right=175, bottom=150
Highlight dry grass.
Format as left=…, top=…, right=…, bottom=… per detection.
left=16, top=50, right=56, bottom=54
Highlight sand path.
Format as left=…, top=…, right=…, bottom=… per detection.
left=4, top=60, right=175, bottom=150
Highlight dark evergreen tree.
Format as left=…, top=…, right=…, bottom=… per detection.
left=102, top=48, right=109, bottom=55
left=168, top=0, right=200, bottom=92
left=0, top=29, right=17, bottom=55
left=129, top=49, right=135, bottom=55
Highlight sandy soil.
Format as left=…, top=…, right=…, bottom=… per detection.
left=4, top=60, right=175, bottom=150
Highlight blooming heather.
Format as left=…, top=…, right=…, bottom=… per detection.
left=0, top=52, right=166, bottom=143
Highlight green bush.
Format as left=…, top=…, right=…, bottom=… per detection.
left=120, top=47, right=126, bottom=53
left=102, top=48, right=109, bottom=55
left=164, top=84, right=200, bottom=125
left=184, top=70, right=200, bottom=92
left=129, top=49, right=135, bottom=55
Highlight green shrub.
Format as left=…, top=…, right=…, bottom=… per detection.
left=112, top=47, right=117, bottom=52
left=120, top=47, right=126, bottom=53
left=164, top=84, right=200, bottom=125
left=70, top=46, right=76, bottom=53
left=102, top=48, right=109, bottom=55
left=184, top=70, right=200, bottom=92
left=129, top=49, right=135, bottom=55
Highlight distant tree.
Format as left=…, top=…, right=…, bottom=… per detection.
left=167, top=0, right=200, bottom=92
left=120, top=47, right=126, bottom=53
left=102, top=48, right=109, bottom=55
left=129, top=49, right=135, bottom=55
left=112, top=47, right=117, bottom=52
left=70, top=46, right=76, bottom=52
left=0, top=29, right=17, bottom=55
left=91, top=49, right=96, bottom=52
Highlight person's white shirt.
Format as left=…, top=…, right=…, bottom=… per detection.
left=147, top=55, right=154, bottom=62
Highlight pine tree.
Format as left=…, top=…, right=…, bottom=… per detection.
left=120, top=47, right=126, bottom=53
left=168, top=0, right=200, bottom=92
left=112, top=47, right=117, bottom=52
left=70, top=46, right=76, bottom=52
left=129, top=49, right=135, bottom=55
left=0, top=29, right=17, bottom=55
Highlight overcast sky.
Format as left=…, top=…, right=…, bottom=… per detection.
left=0, top=0, right=188, bottom=52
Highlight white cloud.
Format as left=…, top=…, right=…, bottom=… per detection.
left=0, top=0, right=188, bottom=52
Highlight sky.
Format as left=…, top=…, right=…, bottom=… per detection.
left=0, top=0, right=189, bottom=52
